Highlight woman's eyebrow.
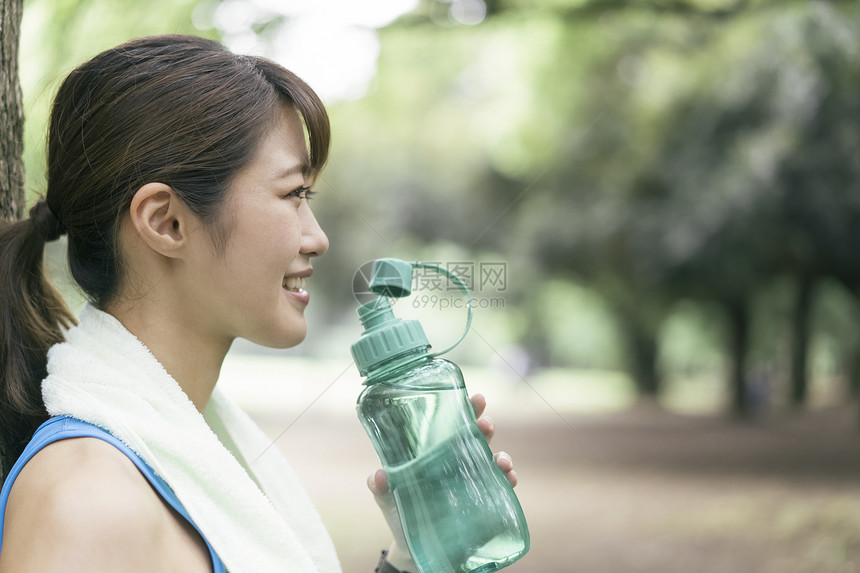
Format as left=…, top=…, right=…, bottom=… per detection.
left=274, top=162, right=311, bottom=180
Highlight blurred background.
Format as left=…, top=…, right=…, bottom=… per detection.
left=21, top=0, right=860, bottom=571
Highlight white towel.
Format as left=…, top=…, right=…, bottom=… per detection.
left=41, top=304, right=342, bottom=573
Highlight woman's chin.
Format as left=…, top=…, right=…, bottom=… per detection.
left=255, top=327, right=308, bottom=350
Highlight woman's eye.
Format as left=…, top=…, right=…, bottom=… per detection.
left=286, top=186, right=315, bottom=200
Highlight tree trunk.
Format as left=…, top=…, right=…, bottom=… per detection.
left=844, top=292, right=860, bottom=398
left=838, top=282, right=860, bottom=429
left=725, top=298, right=750, bottom=418
left=789, top=274, right=815, bottom=408
left=519, top=302, right=551, bottom=371
left=619, top=313, right=661, bottom=400
left=850, top=354, right=860, bottom=397
left=0, top=0, right=25, bottom=478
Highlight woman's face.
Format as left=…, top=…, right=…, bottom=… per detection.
left=183, top=104, right=329, bottom=349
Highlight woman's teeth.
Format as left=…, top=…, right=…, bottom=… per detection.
left=283, top=276, right=307, bottom=292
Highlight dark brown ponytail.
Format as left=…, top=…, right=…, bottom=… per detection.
left=0, top=34, right=330, bottom=459
left=0, top=209, right=75, bottom=457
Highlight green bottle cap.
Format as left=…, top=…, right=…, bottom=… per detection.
left=351, top=297, right=429, bottom=375
left=368, top=258, right=413, bottom=298
left=351, top=257, right=474, bottom=376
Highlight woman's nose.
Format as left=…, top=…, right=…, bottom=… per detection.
left=300, top=208, right=329, bottom=257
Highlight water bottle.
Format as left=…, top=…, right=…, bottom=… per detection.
left=351, top=258, right=530, bottom=573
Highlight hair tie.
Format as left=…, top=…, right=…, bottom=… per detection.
left=29, top=200, right=66, bottom=242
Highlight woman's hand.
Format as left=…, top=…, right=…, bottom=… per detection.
left=366, top=393, right=518, bottom=571
left=470, top=393, right=518, bottom=487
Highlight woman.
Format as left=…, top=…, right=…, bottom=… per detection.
left=0, top=35, right=516, bottom=572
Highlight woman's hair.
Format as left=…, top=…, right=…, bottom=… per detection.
left=0, top=34, right=330, bottom=457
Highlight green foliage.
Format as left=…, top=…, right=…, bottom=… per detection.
left=533, top=279, right=623, bottom=369
left=20, top=0, right=860, bottom=411
left=20, top=0, right=216, bottom=199
left=329, top=0, right=860, bottom=408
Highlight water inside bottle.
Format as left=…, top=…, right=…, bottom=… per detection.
left=360, top=386, right=529, bottom=573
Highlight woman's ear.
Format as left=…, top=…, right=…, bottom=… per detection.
left=129, top=183, right=189, bottom=258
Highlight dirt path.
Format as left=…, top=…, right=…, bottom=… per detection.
left=253, top=403, right=860, bottom=573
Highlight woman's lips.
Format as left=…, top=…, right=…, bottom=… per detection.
left=283, top=276, right=309, bottom=305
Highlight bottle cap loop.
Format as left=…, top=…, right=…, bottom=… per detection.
left=351, top=258, right=474, bottom=376
left=410, top=261, right=473, bottom=358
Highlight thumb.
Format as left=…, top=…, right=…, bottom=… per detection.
left=367, top=468, right=390, bottom=497
left=367, top=468, right=408, bottom=550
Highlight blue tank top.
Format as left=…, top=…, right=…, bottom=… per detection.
left=0, top=416, right=226, bottom=572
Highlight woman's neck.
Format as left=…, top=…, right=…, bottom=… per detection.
left=101, top=298, right=231, bottom=413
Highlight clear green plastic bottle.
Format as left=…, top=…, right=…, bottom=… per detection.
left=351, top=259, right=530, bottom=573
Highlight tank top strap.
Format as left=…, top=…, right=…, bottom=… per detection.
left=0, top=416, right=226, bottom=572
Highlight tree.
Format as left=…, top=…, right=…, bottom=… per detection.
left=0, top=0, right=24, bottom=478
left=1, top=0, right=24, bottom=223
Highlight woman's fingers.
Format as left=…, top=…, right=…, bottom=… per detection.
left=470, top=393, right=487, bottom=418
left=476, top=415, right=495, bottom=442
left=471, top=393, right=495, bottom=443
left=495, top=451, right=513, bottom=472
left=494, top=451, right=518, bottom=487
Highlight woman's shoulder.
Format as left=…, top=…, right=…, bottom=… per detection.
left=1, top=436, right=198, bottom=572
left=11, top=434, right=164, bottom=525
